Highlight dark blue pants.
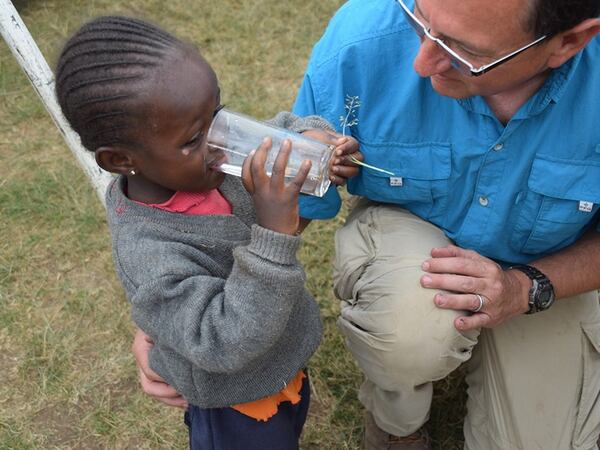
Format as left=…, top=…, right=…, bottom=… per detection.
left=185, top=375, right=310, bottom=450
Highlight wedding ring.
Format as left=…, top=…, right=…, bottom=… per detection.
left=473, top=294, right=485, bottom=313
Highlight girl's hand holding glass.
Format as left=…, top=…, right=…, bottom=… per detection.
left=241, top=137, right=311, bottom=236
left=330, top=136, right=363, bottom=184
left=301, top=129, right=363, bottom=185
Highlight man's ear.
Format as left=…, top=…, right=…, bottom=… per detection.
left=547, top=18, right=600, bottom=68
left=95, top=146, right=136, bottom=175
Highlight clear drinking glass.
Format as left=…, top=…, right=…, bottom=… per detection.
left=207, top=108, right=334, bottom=197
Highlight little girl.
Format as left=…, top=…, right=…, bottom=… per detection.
left=55, top=15, right=359, bottom=450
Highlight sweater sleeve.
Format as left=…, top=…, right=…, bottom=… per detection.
left=118, top=224, right=308, bottom=374
left=266, top=111, right=335, bottom=134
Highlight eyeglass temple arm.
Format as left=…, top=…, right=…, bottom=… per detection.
left=470, top=34, right=548, bottom=76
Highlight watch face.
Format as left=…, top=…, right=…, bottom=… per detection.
left=511, top=265, right=555, bottom=314
left=537, top=284, right=555, bottom=309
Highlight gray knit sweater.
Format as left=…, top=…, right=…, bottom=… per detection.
left=105, top=113, right=330, bottom=408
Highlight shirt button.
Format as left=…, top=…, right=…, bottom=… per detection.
left=479, top=196, right=489, bottom=207
left=493, top=143, right=504, bottom=151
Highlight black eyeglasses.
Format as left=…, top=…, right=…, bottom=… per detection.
left=396, top=0, right=548, bottom=77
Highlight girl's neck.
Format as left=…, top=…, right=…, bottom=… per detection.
left=126, top=175, right=175, bottom=204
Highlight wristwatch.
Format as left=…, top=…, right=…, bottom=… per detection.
left=508, top=264, right=555, bottom=314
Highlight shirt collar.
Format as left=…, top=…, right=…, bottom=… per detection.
left=145, top=190, right=209, bottom=214
left=526, top=51, right=581, bottom=114
left=456, top=51, right=581, bottom=120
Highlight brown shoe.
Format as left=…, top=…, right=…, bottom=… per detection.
left=364, top=411, right=431, bottom=450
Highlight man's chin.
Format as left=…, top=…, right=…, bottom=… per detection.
left=430, top=76, right=471, bottom=99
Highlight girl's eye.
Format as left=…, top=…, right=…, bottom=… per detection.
left=184, top=132, right=204, bottom=148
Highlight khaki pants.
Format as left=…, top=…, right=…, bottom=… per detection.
left=334, top=201, right=600, bottom=450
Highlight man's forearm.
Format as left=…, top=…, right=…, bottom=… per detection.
left=531, top=228, right=600, bottom=300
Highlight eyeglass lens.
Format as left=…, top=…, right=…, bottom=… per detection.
left=398, top=0, right=473, bottom=75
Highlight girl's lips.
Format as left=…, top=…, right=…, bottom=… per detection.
left=206, top=153, right=227, bottom=169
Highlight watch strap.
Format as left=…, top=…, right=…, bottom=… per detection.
left=508, top=264, right=554, bottom=314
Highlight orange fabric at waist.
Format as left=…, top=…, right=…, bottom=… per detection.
left=231, top=370, right=306, bottom=422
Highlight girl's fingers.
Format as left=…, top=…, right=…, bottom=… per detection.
left=241, top=149, right=256, bottom=193
left=335, top=141, right=360, bottom=156
left=302, top=129, right=340, bottom=146
left=320, top=132, right=342, bottom=146
left=348, top=151, right=364, bottom=162
left=330, top=135, right=347, bottom=146
left=250, top=137, right=272, bottom=183
left=340, top=153, right=364, bottom=166
left=329, top=173, right=347, bottom=185
left=331, top=164, right=360, bottom=179
left=289, top=160, right=312, bottom=192
left=271, top=139, right=292, bottom=187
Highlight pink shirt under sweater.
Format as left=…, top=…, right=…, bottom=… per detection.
left=141, top=189, right=232, bottom=215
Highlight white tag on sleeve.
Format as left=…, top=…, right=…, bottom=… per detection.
left=579, top=201, right=594, bottom=212
left=389, top=177, right=404, bottom=187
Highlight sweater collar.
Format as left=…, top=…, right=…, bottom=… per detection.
left=217, top=175, right=256, bottom=227
left=107, top=175, right=256, bottom=231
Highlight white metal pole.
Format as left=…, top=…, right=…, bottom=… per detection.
left=0, top=0, right=113, bottom=206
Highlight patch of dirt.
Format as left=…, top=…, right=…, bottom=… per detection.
left=30, top=403, right=91, bottom=447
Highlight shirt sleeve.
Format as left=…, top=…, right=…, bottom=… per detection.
left=293, top=72, right=343, bottom=220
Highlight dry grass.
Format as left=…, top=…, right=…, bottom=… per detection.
left=1, top=0, right=465, bottom=448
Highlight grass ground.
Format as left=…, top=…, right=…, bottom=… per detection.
left=0, top=0, right=466, bottom=448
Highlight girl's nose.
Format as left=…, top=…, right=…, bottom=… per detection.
left=413, top=38, right=453, bottom=77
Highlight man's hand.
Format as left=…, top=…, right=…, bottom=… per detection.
left=301, top=129, right=363, bottom=185
left=132, top=328, right=188, bottom=410
left=420, top=245, right=531, bottom=331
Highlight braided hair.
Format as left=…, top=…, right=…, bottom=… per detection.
left=55, top=16, right=186, bottom=152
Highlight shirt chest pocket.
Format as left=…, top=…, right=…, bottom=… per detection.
left=510, top=157, right=600, bottom=255
left=356, top=142, right=452, bottom=222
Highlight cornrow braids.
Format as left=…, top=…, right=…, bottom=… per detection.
left=55, top=16, right=186, bottom=151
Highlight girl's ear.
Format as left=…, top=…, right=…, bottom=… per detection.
left=547, top=18, right=600, bottom=69
left=95, top=147, right=136, bottom=175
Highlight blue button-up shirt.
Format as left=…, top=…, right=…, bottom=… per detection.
left=294, top=0, right=600, bottom=265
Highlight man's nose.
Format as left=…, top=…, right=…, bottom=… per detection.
left=413, top=38, right=453, bottom=77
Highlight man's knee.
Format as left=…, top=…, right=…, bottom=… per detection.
left=338, top=296, right=478, bottom=389
left=333, top=203, right=478, bottom=387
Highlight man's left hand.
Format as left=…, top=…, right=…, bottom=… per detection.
left=420, top=245, right=531, bottom=331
